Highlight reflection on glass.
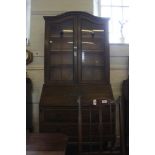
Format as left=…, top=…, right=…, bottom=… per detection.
left=62, top=29, right=73, bottom=33
left=67, top=41, right=95, bottom=45
left=82, top=42, right=95, bottom=45
left=82, top=52, right=85, bottom=62
left=82, top=29, right=104, bottom=33
left=67, top=41, right=73, bottom=44
left=82, top=52, right=104, bottom=66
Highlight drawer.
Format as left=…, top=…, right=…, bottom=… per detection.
left=40, top=108, right=78, bottom=123
left=40, top=106, right=115, bottom=123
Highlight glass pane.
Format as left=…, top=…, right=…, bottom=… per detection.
left=81, top=19, right=105, bottom=81
left=101, top=0, right=129, bottom=6
left=112, top=7, right=122, bottom=21
left=50, top=53, right=73, bottom=65
left=100, top=0, right=129, bottom=43
left=110, top=7, right=123, bottom=42
left=48, top=38, right=73, bottom=50
left=101, top=0, right=111, bottom=5
left=123, top=21, right=129, bottom=43
left=49, top=52, right=73, bottom=81
left=82, top=67, right=104, bottom=81
left=123, top=0, right=130, bottom=6
left=82, top=52, right=104, bottom=66
left=81, top=20, right=105, bottom=50
left=109, top=18, right=122, bottom=43
left=48, top=19, right=74, bottom=81
left=81, top=39, right=105, bottom=50
left=101, top=6, right=111, bottom=18
left=123, top=7, right=129, bottom=21
left=122, top=8, right=129, bottom=43
left=49, top=19, right=74, bottom=51
left=112, top=0, right=122, bottom=6
left=50, top=67, right=73, bottom=81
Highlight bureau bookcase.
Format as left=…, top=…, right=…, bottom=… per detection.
left=40, top=11, right=114, bottom=148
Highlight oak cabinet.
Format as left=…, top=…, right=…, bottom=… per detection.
left=40, top=12, right=114, bottom=147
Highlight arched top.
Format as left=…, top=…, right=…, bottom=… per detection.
left=44, top=11, right=109, bottom=22
left=56, top=11, right=104, bottom=18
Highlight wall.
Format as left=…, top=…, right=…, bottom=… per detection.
left=26, top=0, right=129, bottom=132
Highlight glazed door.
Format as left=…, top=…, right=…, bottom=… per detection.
left=45, top=16, right=78, bottom=84
left=78, top=16, right=110, bottom=84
